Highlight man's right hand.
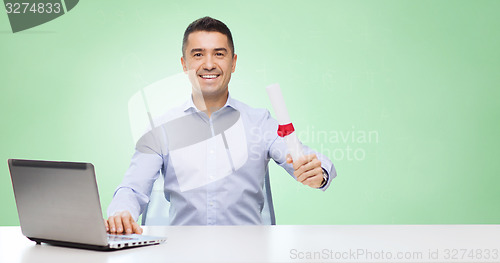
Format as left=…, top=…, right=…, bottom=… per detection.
left=105, top=210, right=143, bottom=235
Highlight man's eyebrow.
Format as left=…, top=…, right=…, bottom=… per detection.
left=190, top=48, right=204, bottom=53
left=189, top=48, right=228, bottom=54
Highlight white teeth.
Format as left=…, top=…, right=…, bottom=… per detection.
left=201, top=75, right=218, bottom=79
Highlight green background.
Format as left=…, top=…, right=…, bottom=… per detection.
left=1, top=0, right=499, bottom=226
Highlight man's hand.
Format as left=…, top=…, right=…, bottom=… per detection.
left=287, top=154, right=325, bottom=188
left=105, top=210, right=143, bottom=235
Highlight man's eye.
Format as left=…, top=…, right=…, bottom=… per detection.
left=215, top=53, right=224, bottom=57
left=194, top=53, right=202, bottom=57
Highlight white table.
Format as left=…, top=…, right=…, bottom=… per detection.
left=1, top=225, right=499, bottom=263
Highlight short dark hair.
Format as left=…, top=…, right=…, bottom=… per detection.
left=182, top=16, right=234, bottom=57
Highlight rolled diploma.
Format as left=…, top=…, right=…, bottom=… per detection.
left=266, top=83, right=304, bottom=162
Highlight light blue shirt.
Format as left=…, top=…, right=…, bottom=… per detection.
left=108, top=95, right=336, bottom=225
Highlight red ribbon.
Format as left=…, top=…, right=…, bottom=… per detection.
left=277, top=123, right=295, bottom=137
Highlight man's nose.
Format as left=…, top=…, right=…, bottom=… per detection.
left=203, top=55, right=216, bottom=70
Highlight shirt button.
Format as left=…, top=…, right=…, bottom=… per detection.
left=209, top=175, right=214, bottom=180
left=209, top=149, right=215, bottom=154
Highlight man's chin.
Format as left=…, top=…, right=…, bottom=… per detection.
left=199, top=87, right=227, bottom=99
left=199, top=84, right=220, bottom=92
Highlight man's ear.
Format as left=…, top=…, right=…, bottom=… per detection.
left=181, top=56, right=188, bottom=73
left=231, top=54, right=237, bottom=73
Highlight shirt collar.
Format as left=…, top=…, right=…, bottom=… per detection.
left=182, top=93, right=238, bottom=113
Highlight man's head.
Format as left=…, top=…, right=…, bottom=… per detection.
left=182, top=16, right=234, bottom=57
left=181, top=17, right=237, bottom=101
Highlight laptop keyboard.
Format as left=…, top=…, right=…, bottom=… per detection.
left=107, top=234, right=139, bottom=242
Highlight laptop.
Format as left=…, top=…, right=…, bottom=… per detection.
left=8, top=159, right=167, bottom=250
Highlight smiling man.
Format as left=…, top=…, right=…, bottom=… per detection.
left=105, top=17, right=337, bottom=234
left=182, top=30, right=236, bottom=114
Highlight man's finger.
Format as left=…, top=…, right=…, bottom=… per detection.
left=297, top=167, right=322, bottom=183
left=104, top=218, right=109, bottom=232
left=292, top=154, right=317, bottom=171
left=113, top=215, right=124, bottom=234
left=294, top=158, right=321, bottom=179
left=302, top=173, right=323, bottom=188
left=122, top=215, right=133, bottom=234
left=297, top=166, right=322, bottom=183
left=108, top=216, right=116, bottom=233
left=132, top=222, right=143, bottom=235
left=291, top=155, right=306, bottom=171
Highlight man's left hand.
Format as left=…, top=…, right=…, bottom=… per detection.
left=287, top=154, right=325, bottom=188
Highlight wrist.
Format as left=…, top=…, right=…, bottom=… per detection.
left=318, top=169, right=328, bottom=188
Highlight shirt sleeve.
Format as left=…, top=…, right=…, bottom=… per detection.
left=263, top=110, right=337, bottom=191
left=107, top=127, right=166, bottom=221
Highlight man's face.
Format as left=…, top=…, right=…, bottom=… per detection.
left=181, top=31, right=237, bottom=100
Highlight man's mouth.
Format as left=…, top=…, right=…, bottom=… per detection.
left=199, top=74, right=220, bottom=79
